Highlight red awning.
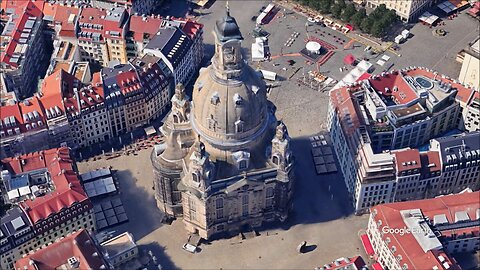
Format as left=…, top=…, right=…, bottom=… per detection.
left=360, top=234, right=375, bottom=256
left=372, top=262, right=384, bottom=270
left=356, top=73, right=372, bottom=82
left=345, top=24, right=354, bottom=31
left=344, top=54, right=356, bottom=65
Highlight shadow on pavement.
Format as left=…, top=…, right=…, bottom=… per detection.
left=139, top=242, right=180, bottom=270
left=287, top=136, right=355, bottom=225
left=112, top=169, right=164, bottom=240
left=248, top=135, right=355, bottom=236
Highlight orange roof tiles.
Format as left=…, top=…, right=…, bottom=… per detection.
left=4, top=147, right=91, bottom=224
left=371, top=192, right=479, bottom=270
left=369, top=73, right=418, bottom=105
left=129, top=15, right=163, bottom=42
left=420, top=151, right=442, bottom=175
left=15, top=229, right=106, bottom=270
left=393, top=149, right=422, bottom=173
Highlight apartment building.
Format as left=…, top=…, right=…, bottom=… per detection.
left=328, top=67, right=480, bottom=213
left=73, top=74, right=111, bottom=147
left=126, top=14, right=163, bottom=58
left=0, top=1, right=48, bottom=100
left=104, top=7, right=129, bottom=64
left=458, top=38, right=479, bottom=89
left=102, top=56, right=171, bottom=134
left=367, top=0, right=432, bottom=22
left=144, top=18, right=204, bottom=86
left=0, top=148, right=95, bottom=270
left=0, top=97, right=50, bottom=159
left=92, top=0, right=157, bottom=16
left=77, top=8, right=111, bottom=65
left=15, top=229, right=108, bottom=270
left=366, top=192, right=479, bottom=270
left=40, top=69, right=81, bottom=149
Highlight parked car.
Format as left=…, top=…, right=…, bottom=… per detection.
left=182, top=243, right=197, bottom=253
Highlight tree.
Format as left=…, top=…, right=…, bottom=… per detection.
left=318, top=0, right=333, bottom=13
left=360, top=17, right=373, bottom=33
left=341, top=4, right=357, bottom=22
left=331, top=4, right=343, bottom=18
left=351, top=8, right=367, bottom=27
left=371, top=20, right=386, bottom=37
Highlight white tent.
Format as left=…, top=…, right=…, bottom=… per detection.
left=418, top=11, right=439, bottom=25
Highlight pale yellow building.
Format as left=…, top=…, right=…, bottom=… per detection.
left=367, top=0, right=432, bottom=22
left=459, top=38, right=480, bottom=89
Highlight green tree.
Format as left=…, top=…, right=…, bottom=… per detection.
left=371, top=20, right=386, bottom=37
left=351, top=8, right=367, bottom=27
left=341, top=3, right=356, bottom=22
left=331, top=4, right=343, bottom=18
left=360, top=17, right=373, bottom=33
left=318, top=0, right=333, bottom=13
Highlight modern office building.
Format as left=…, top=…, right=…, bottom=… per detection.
left=328, top=67, right=480, bottom=213
left=366, top=191, right=479, bottom=270
left=152, top=7, right=295, bottom=239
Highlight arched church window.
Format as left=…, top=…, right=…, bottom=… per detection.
left=239, top=160, right=247, bottom=170
left=272, top=155, right=279, bottom=165
left=173, top=114, right=179, bottom=123
left=192, top=172, right=199, bottom=182
left=235, top=120, right=244, bottom=133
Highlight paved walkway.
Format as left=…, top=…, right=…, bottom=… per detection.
left=274, top=0, right=400, bottom=56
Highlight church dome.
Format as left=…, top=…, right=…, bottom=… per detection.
left=190, top=7, right=270, bottom=150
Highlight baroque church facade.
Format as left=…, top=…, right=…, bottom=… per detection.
left=151, top=7, right=295, bottom=239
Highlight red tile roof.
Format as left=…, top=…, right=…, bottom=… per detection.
left=329, top=87, right=363, bottom=138
left=370, top=192, right=480, bottom=270
left=369, top=73, right=418, bottom=105
left=1, top=148, right=90, bottom=224
left=179, top=19, right=203, bottom=39
left=419, top=151, right=442, bottom=175
left=1, top=2, right=43, bottom=67
left=393, top=149, right=421, bottom=173
left=15, top=229, right=107, bottom=270
left=129, top=15, right=163, bottom=42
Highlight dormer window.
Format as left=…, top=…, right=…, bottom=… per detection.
left=233, top=93, right=243, bottom=106
left=232, top=151, right=250, bottom=171
left=211, top=92, right=220, bottom=105
left=235, top=119, right=244, bottom=133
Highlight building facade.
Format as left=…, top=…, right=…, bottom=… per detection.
left=15, top=229, right=108, bottom=270
left=152, top=7, right=295, bottom=239
left=367, top=0, right=432, bottom=22
left=366, top=192, right=479, bottom=270
left=0, top=2, right=49, bottom=100
left=0, top=148, right=95, bottom=270
left=328, top=67, right=480, bottom=213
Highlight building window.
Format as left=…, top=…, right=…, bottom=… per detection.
left=239, top=160, right=247, bottom=170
